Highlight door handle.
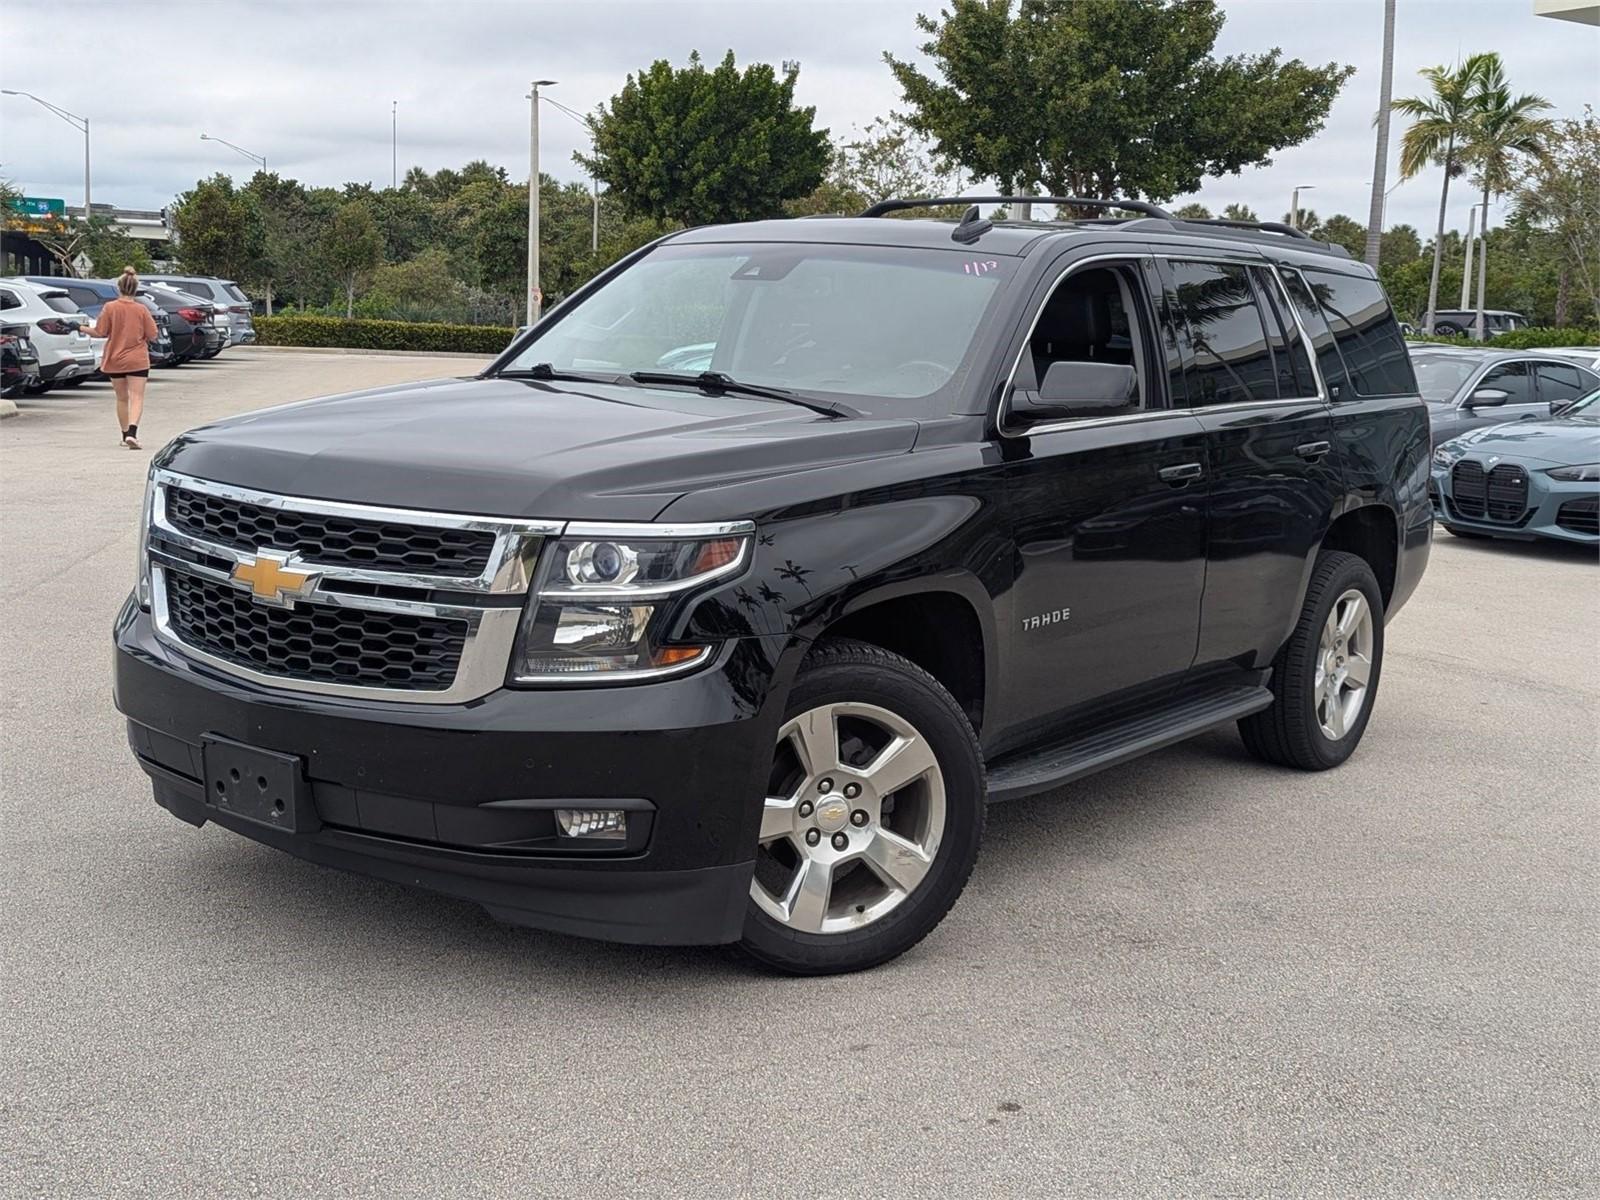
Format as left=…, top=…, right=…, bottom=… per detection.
left=1295, top=440, right=1331, bottom=461
left=1157, top=462, right=1204, bottom=484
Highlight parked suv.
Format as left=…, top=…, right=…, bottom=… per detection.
left=0, top=280, right=96, bottom=391
left=142, top=275, right=254, bottom=345
left=1430, top=308, right=1526, bottom=338
left=114, top=199, right=1430, bottom=974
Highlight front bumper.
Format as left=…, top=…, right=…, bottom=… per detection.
left=1430, top=459, right=1599, bottom=543
left=114, top=599, right=789, bottom=944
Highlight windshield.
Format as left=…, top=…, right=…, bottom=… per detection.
left=1564, top=387, right=1600, bottom=416
left=1410, top=354, right=1478, bottom=402
left=498, top=242, right=1016, bottom=408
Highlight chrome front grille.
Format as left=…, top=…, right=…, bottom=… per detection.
left=166, top=484, right=497, bottom=577
left=145, top=470, right=560, bottom=703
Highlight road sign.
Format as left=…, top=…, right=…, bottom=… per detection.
left=71, top=251, right=94, bottom=275
left=5, top=196, right=66, bottom=218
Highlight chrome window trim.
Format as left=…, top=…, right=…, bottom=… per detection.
left=150, top=564, right=523, bottom=705
left=1261, top=264, right=1331, bottom=404
left=150, top=469, right=560, bottom=595
left=997, top=250, right=1342, bottom=440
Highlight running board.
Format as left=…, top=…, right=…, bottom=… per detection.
left=985, top=684, right=1273, bottom=803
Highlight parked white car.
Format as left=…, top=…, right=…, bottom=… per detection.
left=1536, top=346, right=1600, bottom=372
left=0, top=279, right=97, bottom=391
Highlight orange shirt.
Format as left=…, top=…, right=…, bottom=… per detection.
left=87, top=296, right=159, bottom=373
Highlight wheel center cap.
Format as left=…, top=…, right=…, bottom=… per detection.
left=814, top=797, right=851, bottom=833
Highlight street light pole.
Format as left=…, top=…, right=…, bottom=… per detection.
left=2, top=90, right=91, bottom=215
left=200, top=133, right=266, bottom=173
left=392, top=101, right=397, bottom=189
left=1290, top=185, right=1316, bottom=231
left=527, top=80, right=556, bottom=323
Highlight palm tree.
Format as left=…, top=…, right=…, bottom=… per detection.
left=1461, top=58, right=1553, bottom=340
left=1393, top=54, right=1494, bottom=335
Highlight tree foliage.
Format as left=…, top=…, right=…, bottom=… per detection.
left=578, top=51, right=831, bottom=225
left=171, top=174, right=263, bottom=279
left=886, top=0, right=1353, bottom=203
left=321, top=199, right=383, bottom=318
left=1513, top=107, right=1600, bottom=327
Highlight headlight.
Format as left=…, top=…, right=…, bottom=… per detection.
left=1546, top=463, right=1600, bottom=482
left=135, top=469, right=156, bottom=607
left=510, top=524, right=752, bottom=682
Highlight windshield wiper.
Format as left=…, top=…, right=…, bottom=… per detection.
left=498, top=362, right=615, bottom=383
left=628, top=370, right=854, bottom=418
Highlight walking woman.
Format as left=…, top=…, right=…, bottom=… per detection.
left=82, top=267, right=159, bottom=449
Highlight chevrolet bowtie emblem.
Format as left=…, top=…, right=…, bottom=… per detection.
left=231, top=550, right=318, bottom=607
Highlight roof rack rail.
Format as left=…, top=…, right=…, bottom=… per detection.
left=860, top=195, right=1172, bottom=220
left=1180, top=217, right=1312, bottom=241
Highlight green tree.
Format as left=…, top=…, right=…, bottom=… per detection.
left=1319, top=213, right=1368, bottom=257
left=1173, top=202, right=1214, bottom=220
left=1221, top=203, right=1259, bottom=222
left=1461, top=56, right=1553, bottom=338
left=1393, top=54, right=1496, bottom=334
left=578, top=50, right=831, bottom=225
left=321, top=199, right=383, bottom=318
left=885, top=0, right=1352, bottom=203
left=1513, top=108, right=1600, bottom=327
left=171, top=174, right=263, bottom=279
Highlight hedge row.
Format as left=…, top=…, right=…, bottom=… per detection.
left=1411, top=326, right=1597, bottom=349
left=254, top=315, right=517, bottom=355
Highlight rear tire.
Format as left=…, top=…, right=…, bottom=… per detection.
left=1239, top=551, right=1384, bottom=771
left=739, top=639, right=984, bottom=975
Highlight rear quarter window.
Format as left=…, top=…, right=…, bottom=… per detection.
left=175, top=280, right=215, bottom=299
left=1299, top=267, right=1416, bottom=398
left=43, top=293, right=83, bottom=314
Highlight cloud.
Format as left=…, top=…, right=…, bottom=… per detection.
left=2, top=0, right=1594, bottom=236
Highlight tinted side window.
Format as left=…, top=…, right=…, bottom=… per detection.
left=1253, top=267, right=1315, bottom=397
left=1300, top=268, right=1415, bottom=397
left=43, top=294, right=81, bottom=314
left=1167, top=261, right=1277, bottom=406
left=1278, top=269, right=1350, bottom=399
left=177, top=280, right=215, bottom=299
left=1480, top=362, right=1533, bottom=404
left=1535, top=362, right=1593, bottom=404
left=0, top=290, right=19, bottom=310
left=63, top=288, right=98, bottom=308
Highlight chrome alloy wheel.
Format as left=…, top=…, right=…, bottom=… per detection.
left=752, top=702, right=947, bottom=934
left=1316, top=588, right=1375, bottom=740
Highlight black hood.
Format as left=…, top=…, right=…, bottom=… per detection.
left=155, top=375, right=921, bottom=520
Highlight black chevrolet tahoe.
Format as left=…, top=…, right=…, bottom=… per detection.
left=114, top=197, right=1431, bottom=974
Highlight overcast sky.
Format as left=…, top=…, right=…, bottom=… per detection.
left=3, top=0, right=1596, bottom=235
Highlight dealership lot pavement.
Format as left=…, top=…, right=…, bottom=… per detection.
left=3, top=350, right=1596, bottom=1198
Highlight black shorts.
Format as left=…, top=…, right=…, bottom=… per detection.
left=103, top=369, right=150, bottom=379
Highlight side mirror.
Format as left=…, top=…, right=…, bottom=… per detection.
left=1466, top=387, right=1508, bottom=408
left=1012, top=361, right=1139, bottom=424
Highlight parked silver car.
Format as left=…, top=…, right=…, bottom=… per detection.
left=141, top=275, right=255, bottom=345
left=1409, top=346, right=1600, bottom=446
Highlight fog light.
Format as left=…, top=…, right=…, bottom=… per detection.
left=555, top=808, right=628, bottom=840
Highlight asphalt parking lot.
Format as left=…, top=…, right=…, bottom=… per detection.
left=2, top=350, right=1597, bottom=1198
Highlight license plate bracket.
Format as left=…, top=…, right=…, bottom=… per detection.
left=201, top=735, right=317, bottom=834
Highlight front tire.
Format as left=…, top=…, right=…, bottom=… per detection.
left=1239, top=551, right=1384, bottom=771
left=739, top=639, right=985, bottom=975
